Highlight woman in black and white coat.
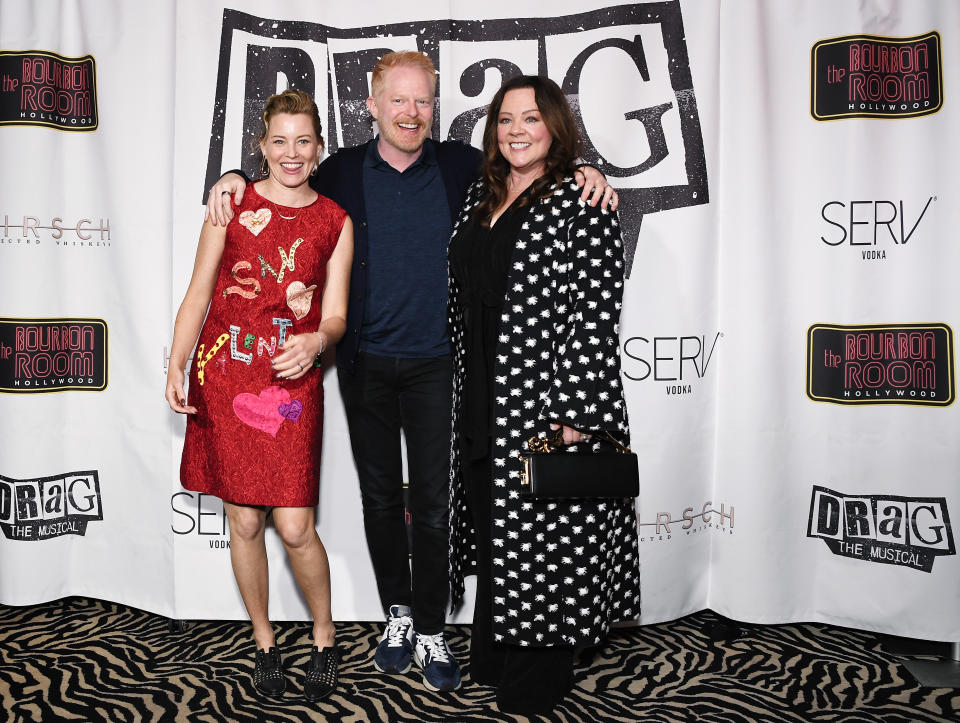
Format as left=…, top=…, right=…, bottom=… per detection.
left=447, top=75, right=641, bottom=714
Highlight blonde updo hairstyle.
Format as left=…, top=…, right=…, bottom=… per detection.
left=257, top=88, right=325, bottom=152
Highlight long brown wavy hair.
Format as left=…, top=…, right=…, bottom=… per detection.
left=475, top=75, right=582, bottom=226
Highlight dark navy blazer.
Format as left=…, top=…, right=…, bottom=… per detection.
left=309, top=138, right=481, bottom=374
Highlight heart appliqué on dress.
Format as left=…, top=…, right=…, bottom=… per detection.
left=233, top=386, right=290, bottom=437
left=238, top=208, right=272, bottom=236
left=286, top=281, right=318, bottom=320
left=278, top=400, right=303, bottom=422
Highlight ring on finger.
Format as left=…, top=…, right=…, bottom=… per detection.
left=297, top=362, right=303, bottom=371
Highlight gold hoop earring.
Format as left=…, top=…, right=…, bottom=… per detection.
left=260, top=156, right=269, bottom=178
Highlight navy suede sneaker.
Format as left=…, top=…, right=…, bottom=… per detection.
left=374, top=604, right=415, bottom=674
left=414, top=632, right=462, bottom=691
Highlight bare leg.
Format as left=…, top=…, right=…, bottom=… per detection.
left=273, top=507, right=335, bottom=649
left=224, top=502, right=274, bottom=650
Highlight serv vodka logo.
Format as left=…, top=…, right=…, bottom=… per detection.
left=819, top=196, right=936, bottom=261
left=808, top=486, right=954, bottom=573
left=622, top=332, right=721, bottom=396
left=811, top=31, right=942, bottom=121
left=0, top=471, right=103, bottom=541
left=171, top=491, right=231, bottom=550
left=202, top=2, right=708, bottom=277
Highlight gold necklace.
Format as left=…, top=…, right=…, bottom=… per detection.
left=260, top=189, right=311, bottom=221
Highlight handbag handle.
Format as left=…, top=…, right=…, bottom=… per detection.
left=526, top=428, right=631, bottom=454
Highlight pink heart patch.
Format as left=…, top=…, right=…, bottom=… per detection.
left=238, top=208, right=272, bottom=236
left=278, top=399, right=303, bottom=422
left=233, top=386, right=290, bottom=437
left=286, top=281, right=318, bottom=320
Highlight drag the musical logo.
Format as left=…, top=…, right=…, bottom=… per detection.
left=0, top=50, right=98, bottom=130
left=0, top=471, right=103, bottom=541
left=0, top=318, right=108, bottom=393
left=807, top=486, right=955, bottom=573
left=806, top=323, right=955, bottom=406
left=811, top=31, right=942, bottom=121
left=203, top=2, right=709, bottom=277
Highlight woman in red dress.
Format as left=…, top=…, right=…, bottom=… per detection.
left=165, top=89, right=353, bottom=702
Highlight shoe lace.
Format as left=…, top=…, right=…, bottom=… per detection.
left=420, top=633, right=450, bottom=664
left=384, top=614, right=413, bottom=646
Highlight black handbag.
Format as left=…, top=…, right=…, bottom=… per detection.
left=519, top=429, right=639, bottom=500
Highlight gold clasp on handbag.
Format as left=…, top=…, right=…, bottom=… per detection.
left=520, top=456, right=530, bottom=487
left=520, top=429, right=631, bottom=488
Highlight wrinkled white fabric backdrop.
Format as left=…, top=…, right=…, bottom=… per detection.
left=0, top=0, right=956, bottom=641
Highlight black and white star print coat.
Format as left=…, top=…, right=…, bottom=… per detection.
left=447, top=177, right=641, bottom=647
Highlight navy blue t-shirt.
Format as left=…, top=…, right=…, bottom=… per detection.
left=360, top=139, right=451, bottom=357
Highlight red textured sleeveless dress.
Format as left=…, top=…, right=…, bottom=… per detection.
left=180, top=183, right=347, bottom=507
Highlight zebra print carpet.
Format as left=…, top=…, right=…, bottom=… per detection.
left=0, top=597, right=957, bottom=722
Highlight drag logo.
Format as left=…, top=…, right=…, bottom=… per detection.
left=819, top=197, right=936, bottom=260
left=807, top=323, right=954, bottom=406
left=811, top=31, right=942, bottom=120
left=808, top=486, right=954, bottom=572
left=1, top=214, right=111, bottom=248
left=622, top=332, right=722, bottom=396
left=0, top=471, right=103, bottom=541
left=0, top=50, right=98, bottom=130
left=0, top=318, right=108, bottom=393
left=637, top=500, right=734, bottom=543
left=202, top=2, right=709, bottom=276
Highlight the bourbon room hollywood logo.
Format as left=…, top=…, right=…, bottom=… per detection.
left=0, top=50, right=98, bottom=130
left=807, top=323, right=954, bottom=406
left=811, top=31, right=942, bottom=120
left=0, top=318, right=108, bottom=393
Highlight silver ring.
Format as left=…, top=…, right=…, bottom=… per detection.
left=297, top=362, right=303, bottom=371
left=221, top=191, right=231, bottom=196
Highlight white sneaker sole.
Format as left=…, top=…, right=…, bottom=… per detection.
left=414, top=649, right=462, bottom=691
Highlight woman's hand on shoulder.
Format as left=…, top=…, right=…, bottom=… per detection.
left=574, top=166, right=618, bottom=211
left=205, top=173, right=248, bottom=226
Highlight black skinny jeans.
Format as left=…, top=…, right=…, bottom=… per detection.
left=338, top=353, right=452, bottom=635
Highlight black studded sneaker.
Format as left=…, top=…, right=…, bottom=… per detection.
left=304, top=645, right=341, bottom=702
left=253, top=646, right=286, bottom=697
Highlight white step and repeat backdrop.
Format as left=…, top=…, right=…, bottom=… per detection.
left=1, top=0, right=957, bottom=641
